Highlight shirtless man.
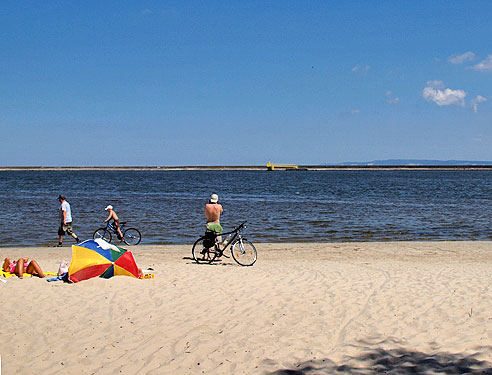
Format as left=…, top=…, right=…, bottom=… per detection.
left=104, top=205, right=123, bottom=239
left=205, top=194, right=224, bottom=235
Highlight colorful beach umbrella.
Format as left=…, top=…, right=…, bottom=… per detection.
left=68, top=239, right=140, bottom=283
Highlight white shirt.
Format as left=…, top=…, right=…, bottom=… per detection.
left=59, top=201, right=72, bottom=223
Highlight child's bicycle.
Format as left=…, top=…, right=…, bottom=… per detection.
left=93, top=222, right=142, bottom=246
left=192, top=221, right=257, bottom=266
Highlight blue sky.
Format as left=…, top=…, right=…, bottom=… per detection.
left=1, top=1, right=491, bottom=166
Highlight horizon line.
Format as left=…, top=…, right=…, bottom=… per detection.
left=3, top=164, right=492, bottom=171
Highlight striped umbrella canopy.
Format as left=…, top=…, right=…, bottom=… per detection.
left=68, top=239, right=140, bottom=283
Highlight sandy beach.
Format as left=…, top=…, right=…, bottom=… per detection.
left=2, top=241, right=492, bottom=374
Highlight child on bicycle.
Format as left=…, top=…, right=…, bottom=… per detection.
left=104, top=205, right=124, bottom=240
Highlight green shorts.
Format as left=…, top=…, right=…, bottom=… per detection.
left=206, top=222, right=223, bottom=234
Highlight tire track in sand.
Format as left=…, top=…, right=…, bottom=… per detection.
left=329, top=263, right=392, bottom=353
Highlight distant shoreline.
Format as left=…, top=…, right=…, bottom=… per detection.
left=2, top=165, right=492, bottom=171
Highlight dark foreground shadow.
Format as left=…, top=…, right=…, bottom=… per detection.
left=268, top=347, right=492, bottom=375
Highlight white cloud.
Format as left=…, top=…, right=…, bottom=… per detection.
left=385, top=90, right=399, bottom=104
left=448, top=51, right=476, bottom=64
left=426, top=80, right=445, bottom=89
left=471, top=55, right=492, bottom=72
left=351, top=65, right=370, bottom=73
left=351, top=109, right=360, bottom=114
left=471, top=95, right=487, bottom=113
left=422, top=83, right=466, bottom=106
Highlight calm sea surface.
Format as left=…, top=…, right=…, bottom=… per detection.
left=1, top=170, right=492, bottom=246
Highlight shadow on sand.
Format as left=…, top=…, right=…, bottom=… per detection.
left=183, top=256, right=235, bottom=267
left=268, top=346, right=492, bottom=375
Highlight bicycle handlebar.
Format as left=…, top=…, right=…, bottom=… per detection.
left=219, top=221, right=248, bottom=236
left=235, top=221, right=247, bottom=230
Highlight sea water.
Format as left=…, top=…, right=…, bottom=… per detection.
left=1, top=170, right=491, bottom=246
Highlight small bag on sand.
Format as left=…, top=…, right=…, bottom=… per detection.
left=58, top=260, right=69, bottom=276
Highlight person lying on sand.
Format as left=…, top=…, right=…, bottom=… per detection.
left=3, top=257, right=45, bottom=279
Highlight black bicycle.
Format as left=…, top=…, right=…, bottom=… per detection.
left=192, top=221, right=257, bottom=266
left=93, top=222, right=142, bottom=246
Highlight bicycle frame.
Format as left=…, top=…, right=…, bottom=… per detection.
left=214, top=222, right=247, bottom=252
left=102, top=222, right=126, bottom=236
left=94, top=221, right=142, bottom=246
left=218, top=231, right=239, bottom=251
left=193, top=221, right=256, bottom=266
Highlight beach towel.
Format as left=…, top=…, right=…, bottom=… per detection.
left=1, top=270, right=57, bottom=278
left=1, top=270, right=32, bottom=278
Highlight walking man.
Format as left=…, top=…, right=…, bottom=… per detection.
left=56, top=195, right=80, bottom=246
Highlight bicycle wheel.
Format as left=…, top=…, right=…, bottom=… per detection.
left=123, top=228, right=141, bottom=246
left=93, top=228, right=112, bottom=243
left=231, top=239, right=257, bottom=266
left=192, top=237, right=218, bottom=264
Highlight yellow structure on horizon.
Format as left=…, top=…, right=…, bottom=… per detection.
left=267, top=162, right=299, bottom=171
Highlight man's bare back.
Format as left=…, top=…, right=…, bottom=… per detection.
left=205, top=203, right=223, bottom=223
left=205, top=193, right=223, bottom=223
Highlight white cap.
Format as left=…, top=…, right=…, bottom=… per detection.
left=105, top=205, right=113, bottom=211
left=210, top=194, right=218, bottom=203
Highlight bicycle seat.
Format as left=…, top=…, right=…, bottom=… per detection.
left=120, top=222, right=127, bottom=225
